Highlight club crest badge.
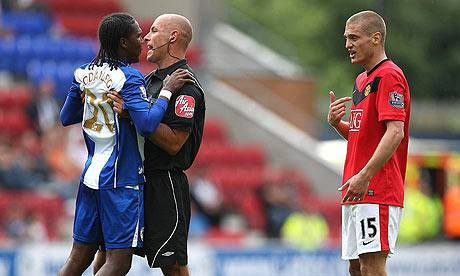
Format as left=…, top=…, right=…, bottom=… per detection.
left=364, top=84, right=371, bottom=96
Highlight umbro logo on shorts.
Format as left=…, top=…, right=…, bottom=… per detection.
left=162, top=251, right=175, bottom=257
left=362, top=240, right=374, bottom=246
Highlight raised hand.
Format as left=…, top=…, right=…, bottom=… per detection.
left=163, top=69, right=196, bottom=93
left=327, top=91, right=352, bottom=128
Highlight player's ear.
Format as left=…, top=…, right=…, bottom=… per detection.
left=372, top=32, right=382, bottom=45
left=120, top=37, right=128, bottom=49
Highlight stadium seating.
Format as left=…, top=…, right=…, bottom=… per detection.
left=0, top=190, right=64, bottom=240
left=0, top=1, right=335, bottom=245
left=56, top=14, right=101, bottom=38
left=0, top=87, right=32, bottom=136
left=191, top=119, right=338, bottom=240
left=39, top=0, right=122, bottom=16
left=0, top=12, right=52, bottom=36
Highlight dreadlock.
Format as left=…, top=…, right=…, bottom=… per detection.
left=90, top=13, right=136, bottom=70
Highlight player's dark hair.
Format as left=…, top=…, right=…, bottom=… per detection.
left=90, top=13, right=136, bottom=70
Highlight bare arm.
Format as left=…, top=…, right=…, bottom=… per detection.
left=327, top=91, right=352, bottom=140
left=148, top=124, right=190, bottom=156
left=334, top=120, right=350, bottom=140
left=339, top=120, right=405, bottom=202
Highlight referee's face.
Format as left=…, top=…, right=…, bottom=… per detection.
left=144, top=18, right=170, bottom=64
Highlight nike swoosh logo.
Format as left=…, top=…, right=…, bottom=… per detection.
left=362, top=240, right=374, bottom=246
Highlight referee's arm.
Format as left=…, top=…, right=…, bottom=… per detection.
left=148, top=124, right=190, bottom=156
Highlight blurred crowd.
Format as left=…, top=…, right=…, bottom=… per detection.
left=0, top=78, right=84, bottom=246
left=0, top=0, right=449, bottom=251
left=0, top=76, right=335, bottom=249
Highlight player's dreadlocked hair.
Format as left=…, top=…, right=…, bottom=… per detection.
left=90, top=13, right=136, bottom=70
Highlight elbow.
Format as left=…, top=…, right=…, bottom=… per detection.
left=138, top=127, right=151, bottom=138
left=137, top=121, right=158, bottom=138
left=60, top=113, right=71, bottom=126
left=165, top=144, right=181, bottom=156
left=394, top=128, right=404, bottom=143
left=61, top=121, right=71, bottom=126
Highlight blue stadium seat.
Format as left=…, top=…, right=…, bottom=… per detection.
left=0, top=39, right=15, bottom=70
left=1, top=12, right=52, bottom=36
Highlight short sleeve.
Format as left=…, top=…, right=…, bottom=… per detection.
left=120, top=69, right=150, bottom=112
left=376, top=72, right=407, bottom=122
left=166, top=85, right=203, bottom=132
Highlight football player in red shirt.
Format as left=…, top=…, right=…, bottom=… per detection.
left=328, top=10, right=410, bottom=276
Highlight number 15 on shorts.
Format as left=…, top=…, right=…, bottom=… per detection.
left=342, top=204, right=401, bottom=259
left=355, top=204, right=383, bottom=250
left=360, top=217, right=377, bottom=245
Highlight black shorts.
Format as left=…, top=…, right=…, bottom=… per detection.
left=138, top=170, right=191, bottom=268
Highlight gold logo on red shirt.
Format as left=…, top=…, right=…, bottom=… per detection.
left=364, top=84, right=371, bottom=96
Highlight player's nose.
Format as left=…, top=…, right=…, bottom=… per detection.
left=345, top=39, right=352, bottom=49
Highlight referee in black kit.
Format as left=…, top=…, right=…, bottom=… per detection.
left=141, top=14, right=205, bottom=276
left=104, top=14, right=205, bottom=276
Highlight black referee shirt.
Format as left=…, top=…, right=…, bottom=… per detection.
left=143, top=59, right=206, bottom=172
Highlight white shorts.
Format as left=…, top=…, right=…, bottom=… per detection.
left=342, top=204, right=402, bottom=260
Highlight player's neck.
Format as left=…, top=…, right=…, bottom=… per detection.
left=363, top=51, right=387, bottom=72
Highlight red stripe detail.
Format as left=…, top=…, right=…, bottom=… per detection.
left=379, top=205, right=390, bottom=251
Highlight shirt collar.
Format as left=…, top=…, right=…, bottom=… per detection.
left=153, top=59, right=187, bottom=80
left=366, top=58, right=390, bottom=76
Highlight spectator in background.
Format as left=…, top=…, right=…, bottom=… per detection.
left=0, top=19, right=12, bottom=37
left=259, top=180, right=298, bottom=238
left=399, top=172, right=442, bottom=244
left=3, top=203, right=28, bottom=243
left=24, top=212, right=48, bottom=242
left=189, top=167, right=224, bottom=227
left=0, top=132, right=49, bottom=190
left=26, top=79, right=60, bottom=136
left=2, top=204, right=49, bottom=245
left=0, top=0, right=47, bottom=13
left=0, top=2, right=13, bottom=41
left=281, top=211, right=329, bottom=250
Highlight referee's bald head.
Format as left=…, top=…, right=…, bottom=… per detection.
left=155, top=14, right=193, bottom=50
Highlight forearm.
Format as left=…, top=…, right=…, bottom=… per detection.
left=359, top=124, right=404, bottom=180
left=148, top=124, right=189, bottom=156
left=334, top=120, right=350, bottom=140
left=60, top=92, right=83, bottom=126
left=130, top=98, right=168, bottom=137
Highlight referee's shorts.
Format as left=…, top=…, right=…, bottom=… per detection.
left=139, top=170, right=191, bottom=268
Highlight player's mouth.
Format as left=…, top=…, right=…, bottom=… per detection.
left=349, top=50, right=356, bottom=59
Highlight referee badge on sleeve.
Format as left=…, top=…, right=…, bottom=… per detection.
left=175, top=95, right=195, bottom=118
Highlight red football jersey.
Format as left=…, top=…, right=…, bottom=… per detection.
left=342, top=59, right=410, bottom=207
